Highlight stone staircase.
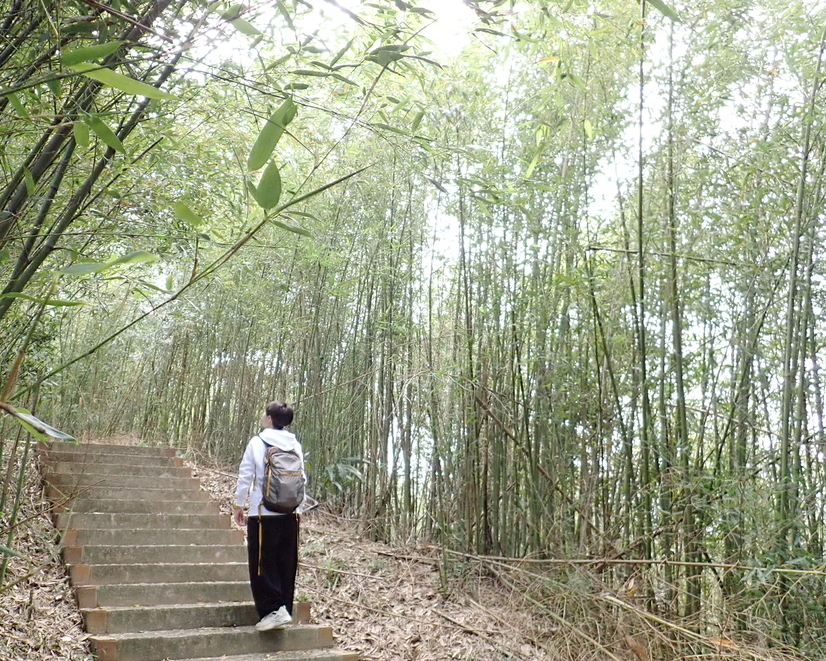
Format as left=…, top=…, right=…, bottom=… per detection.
left=39, top=441, right=357, bottom=661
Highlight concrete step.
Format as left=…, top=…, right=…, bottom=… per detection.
left=47, top=484, right=211, bottom=503
left=46, top=461, right=192, bottom=478
left=75, top=580, right=289, bottom=608
left=48, top=474, right=201, bottom=490
left=64, top=544, right=246, bottom=565
left=91, top=624, right=335, bottom=661
left=41, top=441, right=177, bottom=457
left=175, top=653, right=359, bottom=661
left=53, top=498, right=218, bottom=515
left=44, top=450, right=184, bottom=467
left=61, top=527, right=242, bottom=548
left=55, top=511, right=228, bottom=532
left=83, top=601, right=261, bottom=633
left=82, top=601, right=311, bottom=633
left=69, top=562, right=248, bottom=586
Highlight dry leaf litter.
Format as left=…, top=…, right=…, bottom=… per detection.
left=1, top=439, right=548, bottom=661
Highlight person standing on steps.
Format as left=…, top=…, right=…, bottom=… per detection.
left=233, top=400, right=305, bottom=632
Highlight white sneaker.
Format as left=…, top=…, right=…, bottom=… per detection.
left=255, top=606, right=292, bottom=631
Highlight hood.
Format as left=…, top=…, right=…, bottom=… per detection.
left=259, top=427, right=298, bottom=451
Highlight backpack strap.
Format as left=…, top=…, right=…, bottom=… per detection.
left=254, top=434, right=267, bottom=576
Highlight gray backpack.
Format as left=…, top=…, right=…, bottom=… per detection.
left=260, top=437, right=305, bottom=514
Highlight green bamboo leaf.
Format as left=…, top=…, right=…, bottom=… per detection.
left=267, top=53, right=293, bottom=70
left=73, top=120, right=90, bottom=147
left=23, top=168, right=35, bottom=196
left=647, top=0, right=680, bottom=21
left=366, top=51, right=403, bottom=67
left=284, top=82, right=310, bottom=91
left=290, top=69, right=330, bottom=77
left=247, top=99, right=297, bottom=171
left=583, top=119, right=594, bottom=139
left=105, top=250, right=159, bottom=267
left=374, top=122, right=407, bottom=135
left=60, top=41, right=123, bottom=66
left=6, top=91, right=28, bottom=118
left=231, top=18, right=262, bottom=37
left=174, top=201, right=203, bottom=227
left=84, top=115, right=125, bottom=154
left=272, top=218, right=312, bottom=237
left=58, top=251, right=158, bottom=275
left=330, top=73, right=358, bottom=86
left=69, top=63, right=175, bottom=100
left=276, top=1, right=295, bottom=30
left=411, top=110, right=424, bottom=132
left=58, top=261, right=110, bottom=276
left=252, top=162, right=282, bottom=210
left=221, top=3, right=243, bottom=19
left=0, top=292, right=84, bottom=306
left=330, top=38, right=353, bottom=67
left=1, top=404, right=75, bottom=440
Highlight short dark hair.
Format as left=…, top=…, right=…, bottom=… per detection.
left=266, top=401, right=293, bottom=429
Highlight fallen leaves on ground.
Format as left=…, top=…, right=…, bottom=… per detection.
left=1, top=443, right=546, bottom=661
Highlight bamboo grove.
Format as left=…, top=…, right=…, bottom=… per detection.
left=3, top=0, right=826, bottom=656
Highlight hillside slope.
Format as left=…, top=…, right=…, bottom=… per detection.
left=0, top=443, right=541, bottom=661
left=3, top=442, right=807, bottom=661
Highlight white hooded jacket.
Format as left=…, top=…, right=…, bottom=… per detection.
left=234, top=427, right=305, bottom=516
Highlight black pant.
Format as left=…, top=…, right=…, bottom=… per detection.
left=246, top=514, right=299, bottom=619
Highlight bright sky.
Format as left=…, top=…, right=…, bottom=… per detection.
left=328, top=0, right=475, bottom=61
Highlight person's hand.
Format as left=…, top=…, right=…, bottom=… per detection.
left=232, top=506, right=246, bottom=527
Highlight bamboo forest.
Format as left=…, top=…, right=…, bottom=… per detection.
left=2, top=0, right=826, bottom=659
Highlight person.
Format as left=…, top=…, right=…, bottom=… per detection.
left=233, top=400, right=304, bottom=632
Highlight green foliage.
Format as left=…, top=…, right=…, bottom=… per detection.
left=5, top=0, right=826, bottom=654
left=247, top=99, right=298, bottom=171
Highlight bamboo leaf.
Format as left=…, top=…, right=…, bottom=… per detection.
left=427, top=177, right=448, bottom=194
left=524, top=150, right=541, bottom=179
left=60, top=41, right=123, bottom=66
left=411, top=109, right=424, bottom=132
left=584, top=119, right=594, bottom=139
left=58, top=261, right=115, bottom=276
left=374, top=122, right=407, bottom=135
left=105, top=251, right=159, bottom=267
left=58, top=251, right=158, bottom=276
left=23, top=168, right=35, bottom=196
left=252, top=162, right=282, bottom=210
left=330, top=38, right=353, bottom=67
left=247, top=98, right=297, bottom=171
left=47, top=78, right=62, bottom=97
left=69, top=63, right=175, bottom=100
left=276, top=1, right=295, bottom=30
left=231, top=18, right=262, bottom=37
left=0, top=403, right=75, bottom=440
left=0, top=292, right=84, bottom=306
left=73, top=121, right=90, bottom=147
left=84, top=115, right=125, bottom=154
left=330, top=73, right=358, bottom=86
left=6, top=92, right=28, bottom=117
left=174, top=201, right=203, bottom=227
left=290, top=69, right=330, bottom=77
left=273, top=218, right=312, bottom=237
left=646, top=0, right=680, bottom=21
